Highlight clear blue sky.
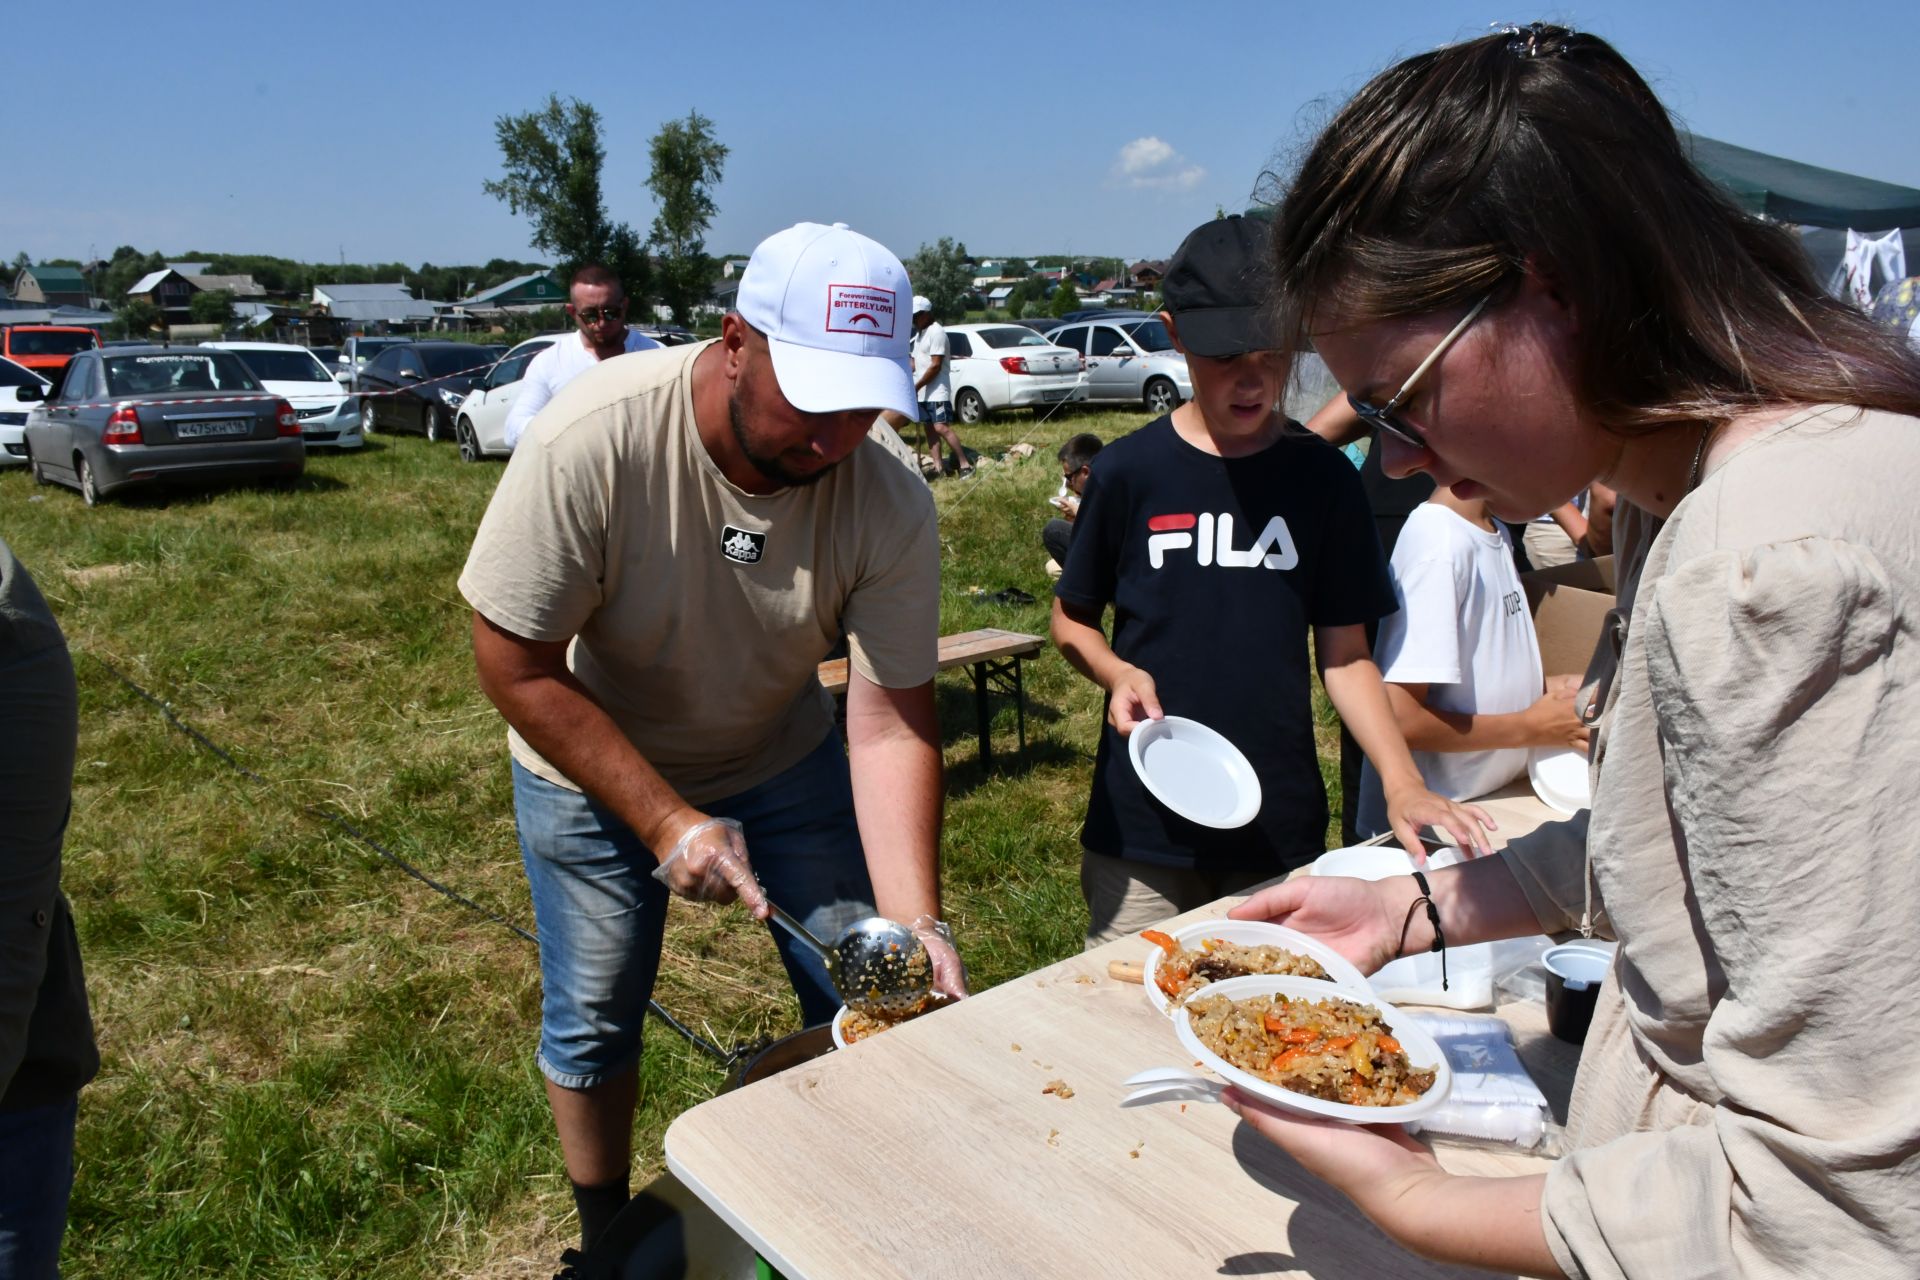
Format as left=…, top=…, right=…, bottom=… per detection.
left=7, top=0, right=1916, bottom=271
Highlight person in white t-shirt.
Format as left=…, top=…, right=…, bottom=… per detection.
left=909, top=296, right=972, bottom=477
left=1356, top=486, right=1589, bottom=836
left=503, top=264, right=662, bottom=448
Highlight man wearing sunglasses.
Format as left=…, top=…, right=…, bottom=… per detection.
left=503, top=264, right=662, bottom=448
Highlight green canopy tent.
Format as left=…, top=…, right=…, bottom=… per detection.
left=1682, top=134, right=1920, bottom=302
left=1686, top=134, right=1920, bottom=229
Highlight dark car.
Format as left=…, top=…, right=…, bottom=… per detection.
left=19, top=346, right=303, bottom=505
left=355, top=341, right=496, bottom=442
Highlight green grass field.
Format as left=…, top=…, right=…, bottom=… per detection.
left=1, top=403, right=1342, bottom=1277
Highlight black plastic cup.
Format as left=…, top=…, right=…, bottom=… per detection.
left=1543, top=944, right=1612, bottom=1044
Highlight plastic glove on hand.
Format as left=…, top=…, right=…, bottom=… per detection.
left=651, top=817, right=769, bottom=916
left=911, top=914, right=969, bottom=999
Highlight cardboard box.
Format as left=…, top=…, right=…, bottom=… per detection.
left=1522, top=556, right=1617, bottom=679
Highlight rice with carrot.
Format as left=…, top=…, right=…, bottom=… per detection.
left=1143, top=929, right=1329, bottom=1004
left=1185, top=991, right=1436, bottom=1106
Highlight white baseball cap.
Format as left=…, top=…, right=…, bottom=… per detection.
left=912, top=295, right=933, bottom=314
left=735, top=221, right=917, bottom=417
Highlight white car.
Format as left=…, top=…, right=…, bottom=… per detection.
left=1043, top=316, right=1191, bottom=414
left=452, top=336, right=557, bottom=462
left=0, top=356, right=51, bottom=466
left=203, top=341, right=363, bottom=449
left=941, top=323, right=1087, bottom=424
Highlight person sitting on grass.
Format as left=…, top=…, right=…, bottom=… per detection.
left=1050, top=213, right=1492, bottom=949
left=1355, top=483, right=1590, bottom=838
left=1042, top=432, right=1103, bottom=578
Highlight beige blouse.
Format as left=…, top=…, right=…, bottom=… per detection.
left=1497, top=405, right=1920, bottom=1279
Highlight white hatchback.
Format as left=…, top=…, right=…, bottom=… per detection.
left=941, top=323, right=1088, bottom=424
left=452, top=336, right=558, bottom=461
left=203, top=342, right=363, bottom=448
left=0, top=356, right=50, bottom=467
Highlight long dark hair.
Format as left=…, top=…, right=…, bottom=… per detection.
left=1269, top=24, right=1920, bottom=431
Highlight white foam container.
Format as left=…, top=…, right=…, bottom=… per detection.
left=1172, top=974, right=1453, bottom=1123
left=1311, top=844, right=1494, bottom=1010
left=1142, top=919, right=1372, bottom=1017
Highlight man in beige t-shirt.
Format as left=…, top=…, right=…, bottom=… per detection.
left=459, top=222, right=958, bottom=1258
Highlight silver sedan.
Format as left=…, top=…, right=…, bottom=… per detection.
left=21, top=346, right=304, bottom=505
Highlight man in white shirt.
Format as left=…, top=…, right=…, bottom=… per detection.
left=503, top=264, right=662, bottom=448
left=910, top=295, right=971, bottom=477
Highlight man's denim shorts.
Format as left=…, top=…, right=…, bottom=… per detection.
left=918, top=400, right=951, bottom=425
left=513, top=733, right=874, bottom=1089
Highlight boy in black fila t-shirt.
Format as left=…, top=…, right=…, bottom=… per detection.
left=1051, top=215, right=1494, bottom=946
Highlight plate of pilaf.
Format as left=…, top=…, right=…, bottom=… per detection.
left=1174, top=975, right=1451, bottom=1122
left=831, top=994, right=948, bottom=1049
left=1142, top=919, right=1371, bottom=1016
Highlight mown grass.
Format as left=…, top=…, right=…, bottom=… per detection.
left=3, top=401, right=1342, bottom=1277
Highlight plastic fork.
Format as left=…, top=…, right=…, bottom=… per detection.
left=1124, top=1066, right=1219, bottom=1088
left=1121, top=1081, right=1224, bottom=1107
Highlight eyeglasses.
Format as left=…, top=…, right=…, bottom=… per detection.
left=1345, top=294, right=1490, bottom=449
left=570, top=302, right=627, bottom=326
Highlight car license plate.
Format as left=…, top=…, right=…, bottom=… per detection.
left=1041, top=389, right=1070, bottom=401
left=174, top=418, right=252, bottom=439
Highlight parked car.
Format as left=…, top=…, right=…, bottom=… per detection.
left=337, top=335, right=411, bottom=381
left=307, top=345, right=342, bottom=369
left=1043, top=316, right=1190, bottom=413
left=1, top=325, right=100, bottom=377
left=204, top=341, right=363, bottom=449
left=635, top=325, right=699, bottom=346
left=0, top=356, right=51, bottom=466
left=18, top=346, right=302, bottom=505
left=1054, top=307, right=1156, bottom=326
left=940, top=323, right=1087, bottom=423
left=452, top=336, right=557, bottom=461
left=354, top=341, right=495, bottom=442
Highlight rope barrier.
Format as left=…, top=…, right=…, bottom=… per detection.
left=88, top=652, right=761, bottom=1071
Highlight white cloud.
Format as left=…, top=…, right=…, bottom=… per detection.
left=1111, top=136, right=1207, bottom=191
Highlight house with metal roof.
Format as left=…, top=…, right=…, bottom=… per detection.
left=311, top=283, right=437, bottom=331
left=11, top=265, right=91, bottom=308
left=452, top=271, right=564, bottom=320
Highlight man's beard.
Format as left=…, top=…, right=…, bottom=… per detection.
left=729, top=389, right=837, bottom=488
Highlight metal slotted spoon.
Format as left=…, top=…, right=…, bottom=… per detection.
left=764, top=902, right=933, bottom=1017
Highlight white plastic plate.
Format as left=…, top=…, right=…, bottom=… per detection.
left=1143, top=919, right=1371, bottom=1017
left=1128, top=715, right=1261, bottom=829
left=830, top=1007, right=851, bottom=1050
left=1172, top=974, right=1453, bottom=1123
left=1528, top=746, right=1591, bottom=815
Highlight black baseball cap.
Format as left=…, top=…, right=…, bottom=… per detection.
left=1161, top=214, right=1273, bottom=358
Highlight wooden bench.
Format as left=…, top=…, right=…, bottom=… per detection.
left=816, top=628, right=1045, bottom=769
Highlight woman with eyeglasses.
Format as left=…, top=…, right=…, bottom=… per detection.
left=1225, top=24, right=1920, bottom=1278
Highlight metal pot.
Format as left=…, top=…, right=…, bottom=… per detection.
left=722, top=1023, right=836, bottom=1092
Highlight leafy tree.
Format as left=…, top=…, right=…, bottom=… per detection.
left=646, top=111, right=729, bottom=326
left=99, top=246, right=152, bottom=301
left=1049, top=279, right=1080, bottom=318
left=189, top=289, right=235, bottom=329
left=1003, top=258, right=1031, bottom=278
left=905, top=237, right=972, bottom=323
left=484, top=95, right=650, bottom=303
left=115, top=298, right=160, bottom=339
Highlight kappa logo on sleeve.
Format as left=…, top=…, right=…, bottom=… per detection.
left=1146, top=512, right=1299, bottom=571
left=720, top=525, right=767, bottom=564
left=824, top=284, right=897, bottom=338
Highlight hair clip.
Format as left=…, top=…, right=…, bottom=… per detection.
left=1495, top=21, right=1552, bottom=57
